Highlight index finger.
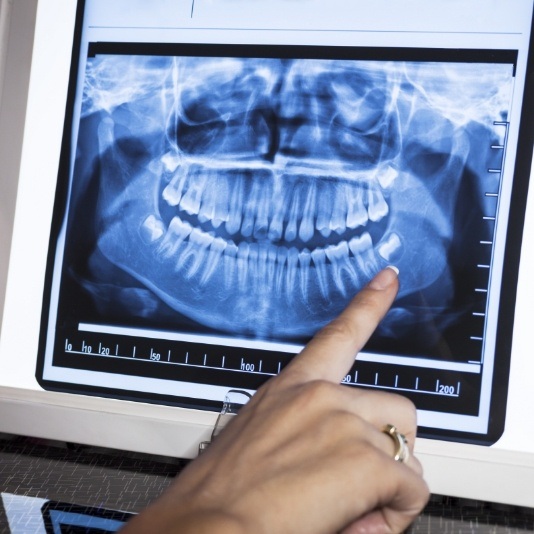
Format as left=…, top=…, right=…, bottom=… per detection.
left=280, top=266, right=399, bottom=385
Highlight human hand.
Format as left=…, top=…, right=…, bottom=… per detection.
left=122, top=267, right=429, bottom=534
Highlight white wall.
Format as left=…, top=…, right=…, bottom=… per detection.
left=0, top=0, right=38, bottom=330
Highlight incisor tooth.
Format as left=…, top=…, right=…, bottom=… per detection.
left=237, top=242, right=250, bottom=291
left=299, top=184, right=316, bottom=243
left=286, top=248, right=299, bottom=299
left=226, top=178, right=244, bottom=235
left=298, top=249, right=311, bottom=301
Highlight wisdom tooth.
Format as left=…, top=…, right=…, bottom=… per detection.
left=226, top=178, right=244, bottom=235
left=140, top=215, right=165, bottom=244
left=378, top=232, right=403, bottom=263
left=299, top=184, right=316, bottom=242
left=367, top=188, right=389, bottom=222
left=200, top=236, right=227, bottom=286
left=376, top=165, right=398, bottom=190
left=180, top=228, right=214, bottom=279
left=311, top=248, right=329, bottom=299
left=161, top=152, right=181, bottom=173
left=346, top=187, right=368, bottom=229
left=325, top=241, right=357, bottom=296
left=298, top=249, right=311, bottom=300
left=157, top=217, right=192, bottom=258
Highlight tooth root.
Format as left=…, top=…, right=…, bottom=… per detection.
left=157, top=217, right=192, bottom=258
left=346, top=187, right=368, bottom=229
left=367, top=188, right=389, bottom=222
left=376, top=165, right=398, bottom=190
left=286, top=248, right=299, bottom=299
left=325, top=242, right=357, bottom=297
left=198, top=174, right=218, bottom=224
left=162, top=164, right=189, bottom=206
left=179, top=228, right=214, bottom=279
left=225, top=178, right=244, bottom=235
left=349, top=232, right=379, bottom=279
left=299, top=183, right=316, bottom=243
left=330, top=185, right=348, bottom=235
left=237, top=242, right=250, bottom=291
left=268, top=181, right=289, bottom=241
left=298, top=249, right=311, bottom=301
left=241, top=179, right=260, bottom=238
left=285, top=186, right=301, bottom=242
left=377, top=232, right=403, bottom=263
left=311, top=248, right=329, bottom=300
left=254, top=175, right=273, bottom=241
left=223, top=241, right=238, bottom=290
left=199, top=237, right=227, bottom=286
left=275, top=247, right=288, bottom=296
left=248, top=243, right=260, bottom=287
left=140, top=215, right=166, bottom=244
left=316, top=184, right=333, bottom=238
left=265, top=245, right=278, bottom=289
left=212, top=177, right=230, bottom=227
left=180, top=170, right=208, bottom=215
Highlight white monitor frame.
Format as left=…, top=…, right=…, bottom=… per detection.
left=1, top=0, right=534, bottom=508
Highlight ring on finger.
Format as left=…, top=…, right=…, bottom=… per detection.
left=382, top=424, right=410, bottom=463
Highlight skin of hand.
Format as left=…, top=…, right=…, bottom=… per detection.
left=121, top=267, right=430, bottom=534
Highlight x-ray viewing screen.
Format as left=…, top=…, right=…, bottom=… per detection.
left=36, top=0, right=534, bottom=445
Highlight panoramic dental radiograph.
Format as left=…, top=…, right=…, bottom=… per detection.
left=64, top=52, right=513, bottom=355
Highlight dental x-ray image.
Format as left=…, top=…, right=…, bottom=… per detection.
left=59, top=46, right=514, bottom=360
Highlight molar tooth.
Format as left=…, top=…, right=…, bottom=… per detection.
left=377, top=232, right=403, bottom=263
left=330, top=185, right=348, bottom=235
left=180, top=170, right=208, bottom=215
left=299, top=183, right=316, bottom=243
left=225, top=177, right=244, bottom=235
left=325, top=241, right=357, bottom=297
left=140, top=215, right=166, bottom=244
left=180, top=228, right=214, bottom=279
left=286, top=247, right=299, bottom=299
left=285, top=186, right=302, bottom=242
left=200, top=236, right=227, bottom=286
left=349, top=232, right=379, bottom=278
left=162, top=164, right=189, bottom=206
left=298, top=249, right=311, bottom=301
left=367, top=188, right=389, bottom=222
left=311, top=248, right=329, bottom=299
left=198, top=174, right=219, bottom=224
left=376, top=165, right=398, bottom=190
left=346, top=187, right=368, bottom=229
left=157, top=217, right=192, bottom=258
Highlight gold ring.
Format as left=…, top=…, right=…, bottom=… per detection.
left=383, top=424, right=409, bottom=463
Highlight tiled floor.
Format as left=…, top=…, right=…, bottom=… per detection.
left=1, top=435, right=533, bottom=533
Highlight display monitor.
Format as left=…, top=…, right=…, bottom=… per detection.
left=1, top=0, right=534, bottom=507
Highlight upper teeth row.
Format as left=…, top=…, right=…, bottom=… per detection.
left=161, top=162, right=391, bottom=243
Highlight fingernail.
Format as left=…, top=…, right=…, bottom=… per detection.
left=368, top=266, right=399, bottom=290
